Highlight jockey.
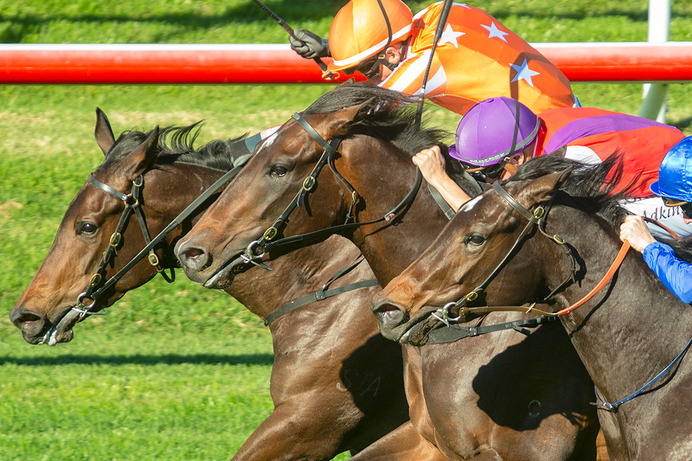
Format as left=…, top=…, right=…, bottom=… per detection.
left=412, top=96, right=688, bottom=240
left=620, top=137, right=692, bottom=303
left=289, top=0, right=578, bottom=116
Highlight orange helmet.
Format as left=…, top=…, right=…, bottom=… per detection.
left=328, top=0, right=413, bottom=72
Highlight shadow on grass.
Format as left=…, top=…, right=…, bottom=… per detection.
left=0, top=353, right=274, bottom=367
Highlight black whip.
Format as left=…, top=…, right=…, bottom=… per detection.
left=251, top=0, right=338, bottom=80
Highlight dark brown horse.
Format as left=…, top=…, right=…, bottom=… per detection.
left=9, top=108, right=412, bottom=460
left=375, top=155, right=692, bottom=460
left=175, top=84, right=602, bottom=460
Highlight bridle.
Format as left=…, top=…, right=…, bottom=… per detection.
left=425, top=180, right=692, bottom=413
left=239, top=111, right=423, bottom=267
left=73, top=173, right=174, bottom=318
left=425, top=180, right=631, bottom=344
left=72, top=155, right=251, bottom=319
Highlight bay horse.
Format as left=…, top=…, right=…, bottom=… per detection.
left=175, top=84, right=603, bottom=460
left=9, top=108, right=412, bottom=460
left=374, top=155, right=692, bottom=460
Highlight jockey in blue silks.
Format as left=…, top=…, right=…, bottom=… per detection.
left=620, top=136, right=692, bottom=303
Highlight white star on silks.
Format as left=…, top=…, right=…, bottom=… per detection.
left=437, top=24, right=465, bottom=48
left=481, top=22, right=509, bottom=42
left=510, top=59, right=540, bottom=87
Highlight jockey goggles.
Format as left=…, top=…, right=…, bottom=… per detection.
left=344, top=55, right=381, bottom=79
left=662, top=196, right=692, bottom=217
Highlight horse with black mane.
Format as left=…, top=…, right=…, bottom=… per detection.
left=9, top=108, right=411, bottom=460
left=175, top=83, right=603, bottom=459
left=375, top=154, right=692, bottom=459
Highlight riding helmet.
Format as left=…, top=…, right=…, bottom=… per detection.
left=650, top=136, right=692, bottom=202
left=327, top=0, right=413, bottom=72
left=449, top=97, right=541, bottom=167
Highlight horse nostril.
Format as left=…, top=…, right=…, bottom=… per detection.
left=10, top=307, right=46, bottom=335
left=372, top=301, right=406, bottom=326
left=178, top=244, right=210, bottom=271
left=185, top=248, right=204, bottom=259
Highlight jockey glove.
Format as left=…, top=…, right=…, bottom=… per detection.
left=289, top=29, right=330, bottom=59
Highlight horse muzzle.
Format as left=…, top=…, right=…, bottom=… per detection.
left=371, top=299, right=443, bottom=346
left=10, top=304, right=78, bottom=345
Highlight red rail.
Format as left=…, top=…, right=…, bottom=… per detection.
left=1, top=42, right=691, bottom=84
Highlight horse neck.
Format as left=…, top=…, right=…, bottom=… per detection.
left=342, top=137, right=451, bottom=285
left=543, top=204, right=692, bottom=402
left=226, top=236, right=365, bottom=321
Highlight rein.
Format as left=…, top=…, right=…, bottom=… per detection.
left=240, top=112, right=423, bottom=266
left=72, top=154, right=251, bottom=318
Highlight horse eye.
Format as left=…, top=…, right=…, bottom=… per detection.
left=76, top=221, right=98, bottom=236
left=465, top=233, right=485, bottom=246
left=270, top=165, right=288, bottom=178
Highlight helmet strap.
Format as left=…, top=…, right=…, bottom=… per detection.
left=502, top=160, right=519, bottom=176
left=365, top=0, right=394, bottom=79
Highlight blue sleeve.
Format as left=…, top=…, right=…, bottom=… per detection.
left=642, top=241, right=692, bottom=304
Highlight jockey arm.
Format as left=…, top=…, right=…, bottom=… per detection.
left=620, top=215, right=692, bottom=304
left=412, top=146, right=472, bottom=211
left=643, top=242, right=692, bottom=304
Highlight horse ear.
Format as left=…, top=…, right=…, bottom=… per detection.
left=336, top=77, right=356, bottom=88
left=323, top=103, right=366, bottom=138
left=120, top=126, right=160, bottom=181
left=94, top=107, right=116, bottom=156
left=518, top=167, right=573, bottom=205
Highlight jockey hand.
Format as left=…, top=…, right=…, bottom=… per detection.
left=620, top=215, right=656, bottom=253
left=289, top=30, right=330, bottom=59
left=413, top=146, right=447, bottom=184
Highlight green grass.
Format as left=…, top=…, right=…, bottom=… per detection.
left=2, top=0, right=692, bottom=459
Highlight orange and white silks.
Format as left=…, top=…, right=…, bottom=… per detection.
left=379, top=2, right=576, bottom=116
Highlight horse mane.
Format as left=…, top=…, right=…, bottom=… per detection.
left=304, top=82, right=449, bottom=156
left=102, top=123, right=245, bottom=172
left=670, top=237, right=692, bottom=263
left=508, top=152, right=636, bottom=227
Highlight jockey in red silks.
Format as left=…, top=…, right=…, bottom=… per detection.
left=412, top=96, right=688, bottom=240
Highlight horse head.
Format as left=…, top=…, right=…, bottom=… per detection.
left=372, top=166, right=572, bottom=345
left=175, top=83, right=445, bottom=287
left=10, top=109, right=231, bottom=345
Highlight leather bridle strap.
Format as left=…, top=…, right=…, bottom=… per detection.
left=73, top=156, right=251, bottom=317
left=90, top=174, right=172, bottom=280
left=427, top=313, right=558, bottom=344
left=247, top=112, right=423, bottom=258
left=264, top=254, right=377, bottom=326
left=462, top=182, right=543, bottom=301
